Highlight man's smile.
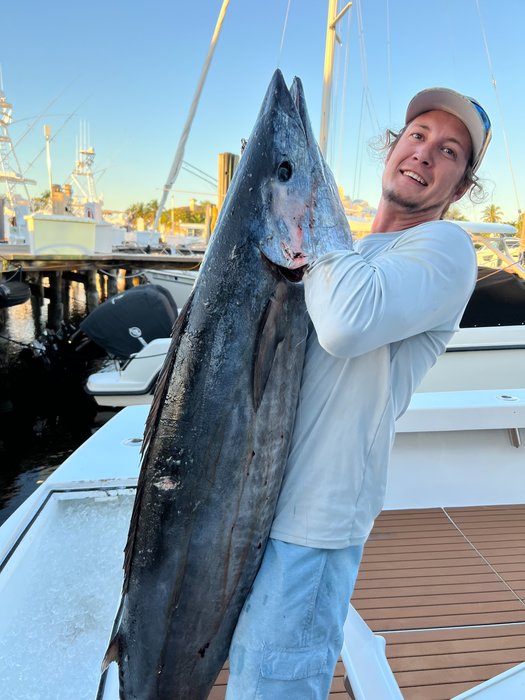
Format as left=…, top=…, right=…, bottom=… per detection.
left=400, top=169, right=428, bottom=186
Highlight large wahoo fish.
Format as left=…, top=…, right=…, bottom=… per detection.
left=101, top=69, right=352, bottom=699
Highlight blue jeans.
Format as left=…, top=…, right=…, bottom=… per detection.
left=226, top=538, right=364, bottom=700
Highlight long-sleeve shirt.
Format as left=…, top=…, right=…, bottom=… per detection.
left=270, top=220, right=477, bottom=548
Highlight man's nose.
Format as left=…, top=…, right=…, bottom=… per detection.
left=413, top=146, right=432, bottom=166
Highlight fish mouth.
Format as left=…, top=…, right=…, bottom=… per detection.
left=261, top=252, right=307, bottom=283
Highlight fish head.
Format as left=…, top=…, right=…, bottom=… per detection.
left=287, top=75, right=352, bottom=263
left=218, top=69, right=351, bottom=281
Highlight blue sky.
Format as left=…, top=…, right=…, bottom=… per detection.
left=2, top=0, right=524, bottom=221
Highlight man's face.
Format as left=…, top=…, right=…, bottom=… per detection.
left=381, top=109, right=472, bottom=219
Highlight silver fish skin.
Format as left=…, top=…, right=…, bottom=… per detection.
left=101, top=68, right=352, bottom=700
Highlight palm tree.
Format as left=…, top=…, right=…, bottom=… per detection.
left=32, top=190, right=51, bottom=212
left=445, top=206, right=467, bottom=221
left=481, top=204, right=504, bottom=223
left=144, top=199, right=159, bottom=229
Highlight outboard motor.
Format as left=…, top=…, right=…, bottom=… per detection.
left=79, top=284, right=178, bottom=359
left=461, top=266, right=525, bottom=327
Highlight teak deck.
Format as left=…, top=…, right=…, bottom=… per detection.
left=210, top=504, right=525, bottom=699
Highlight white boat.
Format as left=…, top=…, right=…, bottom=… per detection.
left=84, top=269, right=198, bottom=407
left=4, top=1, right=525, bottom=694
left=13, top=222, right=523, bottom=697
left=85, top=222, right=525, bottom=408
left=2, top=378, right=525, bottom=698
left=141, top=267, right=199, bottom=310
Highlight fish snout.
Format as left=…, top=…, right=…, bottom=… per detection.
left=280, top=241, right=309, bottom=269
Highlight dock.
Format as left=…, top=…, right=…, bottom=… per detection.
left=0, top=251, right=203, bottom=274
left=0, top=250, right=204, bottom=325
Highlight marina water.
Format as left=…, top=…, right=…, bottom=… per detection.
left=0, top=281, right=119, bottom=525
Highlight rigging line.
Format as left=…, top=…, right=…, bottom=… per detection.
left=277, top=0, right=293, bottom=67
left=14, top=82, right=73, bottom=149
left=352, top=88, right=366, bottom=200
left=355, top=0, right=380, bottom=135
left=153, top=0, right=230, bottom=231
left=181, top=165, right=218, bottom=189
left=355, top=138, right=365, bottom=204
left=477, top=263, right=523, bottom=281
left=335, top=5, right=354, bottom=185
left=385, top=0, right=391, bottom=126
left=443, top=508, right=525, bottom=608
left=22, top=99, right=90, bottom=177
left=475, top=0, right=521, bottom=214
left=182, top=160, right=218, bottom=183
left=1, top=266, right=23, bottom=282
left=0, top=334, right=37, bottom=349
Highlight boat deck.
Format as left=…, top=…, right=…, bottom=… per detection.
left=210, top=504, right=525, bottom=699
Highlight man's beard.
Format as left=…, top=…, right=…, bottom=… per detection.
left=383, top=187, right=449, bottom=217
left=383, top=187, right=420, bottom=211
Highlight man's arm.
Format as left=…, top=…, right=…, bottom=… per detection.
left=304, top=222, right=477, bottom=359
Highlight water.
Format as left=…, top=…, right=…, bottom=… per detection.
left=0, top=281, right=119, bottom=526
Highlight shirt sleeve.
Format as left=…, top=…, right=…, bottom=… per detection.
left=304, top=221, right=477, bottom=359
left=389, top=330, right=454, bottom=419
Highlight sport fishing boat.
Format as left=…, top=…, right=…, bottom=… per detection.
left=2, top=215, right=525, bottom=699
left=2, top=360, right=525, bottom=699
left=84, top=221, right=525, bottom=408
left=2, top=2, right=525, bottom=698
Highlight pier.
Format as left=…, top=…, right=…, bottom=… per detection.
left=0, top=251, right=203, bottom=327
left=1, top=251, right=203, bottom=274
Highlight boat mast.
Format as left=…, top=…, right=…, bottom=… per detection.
left=319, top=1, right=352, bottom=158
left=0, top=88, right=36, bottom=209
left=153, top=0, right=230, bottom=232
left=69, top=121, right=98, bottom=203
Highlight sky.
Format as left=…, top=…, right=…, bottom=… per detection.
left=2, top=0, right=525, bottom=222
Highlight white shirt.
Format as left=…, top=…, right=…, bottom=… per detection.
left=270, top=220, right=477, bottom=548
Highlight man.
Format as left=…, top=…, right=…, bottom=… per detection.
left=226, top=88, right=492, bottom=699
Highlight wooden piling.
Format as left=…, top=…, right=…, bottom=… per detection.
left=85, top=269, right=99, bottom=312
left=98, top=271, right=107, bottom=301
left=124, top=269, right=134, bottom=290
left=47, top=271, right=64, bottom=329
left=107, top=269, right=119, bottom=297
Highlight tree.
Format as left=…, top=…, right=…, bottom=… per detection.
left=126, top=200, right=208, bottom=230
left=125, top=202, right=148, bottom=228
left=445, top=206, right=467, bottom=221
left=32, top=190, right=50, bottom=212
left=144, top=199, right=159, bottom=228
left=482, top=204, right=504, bottom=223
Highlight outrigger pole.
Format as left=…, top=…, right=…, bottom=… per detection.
left=319, top=1, right=352, bottom=158
left=153, top=0, right=230, bottom=232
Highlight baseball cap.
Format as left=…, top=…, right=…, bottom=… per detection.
left=405, top=87, right=492, bottom=172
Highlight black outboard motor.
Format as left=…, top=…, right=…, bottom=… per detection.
left=461, top=266, right=525, bottom=327
left=79, top=284, right=178, bottom=359
left=0, top=280, right=31, bottom=308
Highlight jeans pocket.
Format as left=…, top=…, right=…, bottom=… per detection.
left=260, top=643, right=328, bottom=680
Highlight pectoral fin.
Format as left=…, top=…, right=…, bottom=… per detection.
left=253, top=282, right=289, bottom=410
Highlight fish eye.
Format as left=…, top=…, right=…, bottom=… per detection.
left=277, top=161, right=293, bottom=182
